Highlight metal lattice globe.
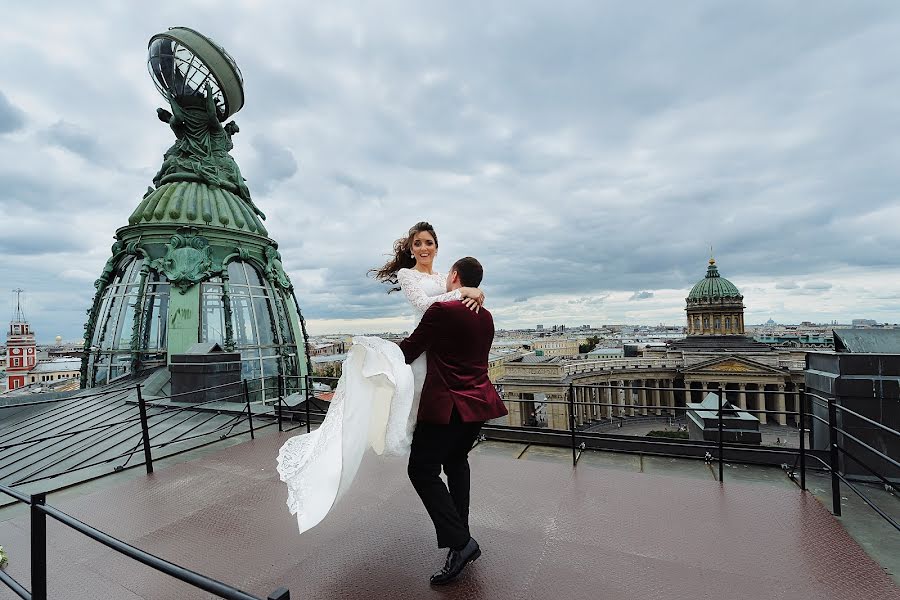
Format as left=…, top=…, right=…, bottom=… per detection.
left=147, top=27, right=244, bottom=121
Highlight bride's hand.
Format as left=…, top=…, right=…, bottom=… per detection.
left=460, top=287, right=485, bottom=313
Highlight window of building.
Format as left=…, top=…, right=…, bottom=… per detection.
left=88, top=258, right=142, bottom=386
left=12, top=358, right=19, bottom=367
left=198, top=261, right=298, bottom=401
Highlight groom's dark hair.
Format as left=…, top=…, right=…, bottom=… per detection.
left=452, top=257, right=483, bottom=287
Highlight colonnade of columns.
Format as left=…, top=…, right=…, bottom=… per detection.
left=504, top=379, right=801, bottom=429
left=569, top=378, right=679, bottom=425
left=682, top=380, right=798, bottom=425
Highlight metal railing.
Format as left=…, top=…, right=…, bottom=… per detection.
left=805, top=391, right=899, bottom=532
left=489, top=381, right=900, bottom=532
left=488, top=382, right=809, bottom=481
left=0, top=485, right=289, bottom=600
left=0, top=370, right=347, bottom=492
left=0, top=368, right=354, bottom=600
left=1, top=370, right=893, bottom=599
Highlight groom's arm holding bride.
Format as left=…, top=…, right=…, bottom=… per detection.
left=397, top=301, right=445, bottom=365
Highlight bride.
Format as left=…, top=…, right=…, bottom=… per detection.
left=276, top=222, right=484, bottom=533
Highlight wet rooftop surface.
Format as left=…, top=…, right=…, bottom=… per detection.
left=0, top=432, right=898, bottom=599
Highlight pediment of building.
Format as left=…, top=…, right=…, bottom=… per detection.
left=681, top=355, right=785, bottom=376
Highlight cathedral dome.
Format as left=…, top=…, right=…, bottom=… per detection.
left=687, top=259, right=741, bottom=302
left=684, top=258, right=745, bottom=336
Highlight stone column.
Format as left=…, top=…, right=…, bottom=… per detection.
left=584, top=386, right=591, bottom=423
left=737, top=383, right=747, bottom=410
left=775, top=384, right=787, bottom=426
left=573, top=386, right=582, bottom=425
left=666, top=379, right=675, bottom=415
left=756, top=384, right=767, bottom=425
left=684, top=381, right=693, bottom=405
left=652, top=379, right=662, bottom=415
left=638, top=380, right=648, bottom=416
left=601, top=381, right=611, bottom=419
left=623, top=380, right=633, bottom=417
left=585, top=385, right=594, bottom=421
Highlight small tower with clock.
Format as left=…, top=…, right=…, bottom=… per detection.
left=6, top=289, right=36, bottom=391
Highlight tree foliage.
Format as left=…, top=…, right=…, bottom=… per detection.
left=579, top=335, right=601, bottom=354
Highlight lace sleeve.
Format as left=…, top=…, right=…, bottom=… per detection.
left=397, top=269, right=462, bottom=313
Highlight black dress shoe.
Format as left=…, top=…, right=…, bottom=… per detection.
left=430, top=538, right=481, bottom=585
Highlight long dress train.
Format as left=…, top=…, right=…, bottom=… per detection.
left=276, top=269, right=461, bottom=534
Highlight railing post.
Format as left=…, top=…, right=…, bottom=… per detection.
left=828, top=398, right=841, bottom=516
left=30, top=492, right=47, bottom=600
left=568, top=383, right=577, bottom=467
left=277, top=374, right=284, bottom=432
left=243, top=379, right=255, bottom=440
left=136, top=384, right=154, bottom=474
left=305, top=374, right=312, bottom=434
left=717, top=386, right=725, bottom=483
left=798, top=390, right=806, bottom=491
left=267, top=587, right=290, bottom=600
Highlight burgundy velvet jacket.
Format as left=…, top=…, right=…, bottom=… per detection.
left=398, top=300, right=508, bottom=425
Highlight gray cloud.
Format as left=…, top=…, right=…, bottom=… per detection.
left=0, top=90, right=25, bottom=134
left=630, top=291, right=654, bottom=301
left=248, top=134, right=298, bottom=192
left=42, top=120, right=107, bottom=163
left=334, top=172, right=387, bottom=199
left=3, top=1, right=900, bottom=338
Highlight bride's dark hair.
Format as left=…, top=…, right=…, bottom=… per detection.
left=370, top=221, right=439, bottom=293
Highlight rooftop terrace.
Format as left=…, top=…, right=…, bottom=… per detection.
left=0, top=431, right=897, bottom=599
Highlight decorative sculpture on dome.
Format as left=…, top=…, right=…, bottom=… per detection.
left=147, top=27, right=266, bottom=220
left=151, top=227, right=215, bottom=293
left=264, top=245, right=293, bottom=290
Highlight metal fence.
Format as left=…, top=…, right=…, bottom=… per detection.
left=0, top=484, right=290, bottom=600
left=1, top=373, right=895, bottom=600
left=486, top=381, right=898, bottom=533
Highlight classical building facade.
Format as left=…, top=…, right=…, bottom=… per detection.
left=499, top=259, right=806, bottom=429
left=532, top=337, right=581, bottom=357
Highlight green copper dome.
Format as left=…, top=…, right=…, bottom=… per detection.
left=687, top=259, right=741, bottom=301
left=80, top=28, right=310, bottom=402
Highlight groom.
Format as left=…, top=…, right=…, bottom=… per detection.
left=398, top=256, right=508, bottom=585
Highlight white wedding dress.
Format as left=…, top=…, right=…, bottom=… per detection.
left=276, top=269, right=462, bottom=534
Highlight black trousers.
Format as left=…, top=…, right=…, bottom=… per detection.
left=407, top=408, right=483, bottom=550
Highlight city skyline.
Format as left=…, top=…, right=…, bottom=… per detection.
left=2, top=2, right=900, bottom=340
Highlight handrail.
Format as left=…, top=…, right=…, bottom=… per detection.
left=832, top=427, right=900, bottom=472
left=0, top=483, right=31, bottom=504
left=0, top=484, right=289, bottom=600
left=0, top=570, right=29, bottom=600
left=40, top=503, right=267, bottom=600
left=834, top=402, right=900, bottom=439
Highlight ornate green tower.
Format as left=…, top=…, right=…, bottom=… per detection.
left=80, top=27, right=311, bottom=399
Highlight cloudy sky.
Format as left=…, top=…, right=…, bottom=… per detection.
left=2, top=1, right=900, bottom=342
